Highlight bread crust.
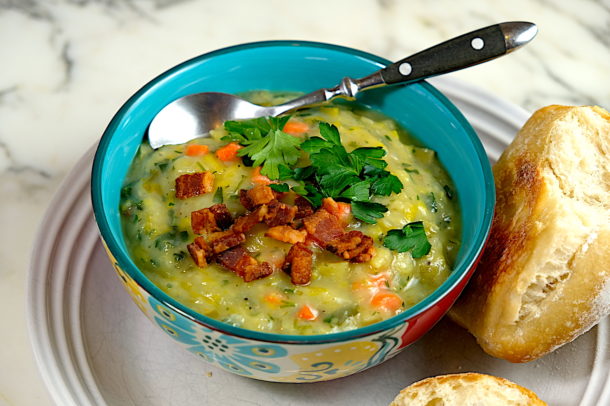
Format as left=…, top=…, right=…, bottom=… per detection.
left=449, top=105, right=610, bottom=362
left=390, top=373, right=547, bottom=406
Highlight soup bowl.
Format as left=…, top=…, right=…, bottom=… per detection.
left=91, top=41, right=494, bottom=383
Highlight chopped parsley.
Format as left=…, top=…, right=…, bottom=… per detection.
left=212, top=187, right=224, bottom=204
left=383, top=221, right=431, bottom=258
left=220, top=119, right=404, bottom=224
left=297, top=122, right=403, bottom=223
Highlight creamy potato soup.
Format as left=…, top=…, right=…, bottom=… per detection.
left=120, top=91, right=460, bottom=335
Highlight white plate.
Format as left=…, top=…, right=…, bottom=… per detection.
left=28, top=78, right=610, bottom=406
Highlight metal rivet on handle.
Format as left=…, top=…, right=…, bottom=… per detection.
left=471, top=37, right=485, bottom=50
left=398, top=62, right=412, bottom=76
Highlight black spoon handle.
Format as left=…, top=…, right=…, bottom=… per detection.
left=381, top=22, right=536, bottom=85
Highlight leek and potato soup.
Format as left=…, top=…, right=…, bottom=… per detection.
left=120, top=92, right=460, bottom=335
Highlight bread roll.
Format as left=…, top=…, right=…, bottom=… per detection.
left=390, top=373, right=546, bottom=406
left=449, top=105, right=610, bottom=362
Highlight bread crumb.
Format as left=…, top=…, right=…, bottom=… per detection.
left=206, top=371, right=213, bottom=378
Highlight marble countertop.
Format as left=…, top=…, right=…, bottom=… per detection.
left=1, top=0, right=608, bottom=404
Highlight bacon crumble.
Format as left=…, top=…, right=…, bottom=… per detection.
left=216, top=246, right=273, bottom=282
left=282, top=243, right=313, bottom=285
left=175, top=172, right=214, bottom=199
left=264, top=200, right=297, bottom=227
left=327, top=230, right=375, bottom=263
left=186, top=184, right=376, bottom=283
left=302, top=209, right=344, bottom=247
left=191, top=203, right=233, bottom=234
left=208, top=230, right=246, bottom=253
left=265, top=225, right=307, bottom=244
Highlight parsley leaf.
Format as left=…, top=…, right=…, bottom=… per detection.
left=383, top=221, right=431, bottom=258
left=351, top=201, right=388, bottom=224
left=269, top=183, right=290, bottom=192
left=223, top=117, right=300, bottom=180
left=371, top=173, right=403, bottom=196
left=339, top=180, right=370, bottom=201
left=318, top=122, right=342, bottom=145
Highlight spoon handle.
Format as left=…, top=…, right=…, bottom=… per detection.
left=271, top=22, right=536, bottom=115
left=378, top=21, right=536, bottom=85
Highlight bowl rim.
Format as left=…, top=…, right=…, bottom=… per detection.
left=91, top=40, right=495, bottom=344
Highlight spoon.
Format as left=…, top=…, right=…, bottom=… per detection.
left=148, top=21, right=537, bottom=149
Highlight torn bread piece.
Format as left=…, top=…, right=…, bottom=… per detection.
left=449, top=105, right=610, bottom=362
left=390, top=373, right=547, bottom=406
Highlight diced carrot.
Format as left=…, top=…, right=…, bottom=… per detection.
left=264, top=293, right=284, bottom=305
left=216, top=142, right=242, bottom=161
left=321, top=197, right=352, bottom=226
left=185, top=144, right=209, bottom=156
left=371, top=292, right=403, bottom=311
left=251, top=166, right=271, bottom=185
left=283, top=120, right=310, bottom=135
left=297, top=304, right=318, bottom=321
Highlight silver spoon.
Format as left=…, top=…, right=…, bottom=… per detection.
left=148, top=21, right=537, bottom=149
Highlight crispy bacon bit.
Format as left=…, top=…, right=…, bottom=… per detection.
left=294, top=196, right=314, bottom=219
left=208, top=230, right=246, bottom=253
left=246, top=185, right=276, bottom=206
left=187, top=242, right=207, bottom=267
left=191, top=208, right=217, bottom=234
left=282, top=243, right=313, bottom=285
left=216, top=246, right=273, bottom=282
left=232, top=205, right=268, bottom=233
left=191, top=203, right=233, bottom=234
left=265, top=225, right=307, bottom=244
left=264, top=200, right=297, bottom=227
left=208, top=204, right=233, bottom=230
left=187, top=237, right=213, bottom=267
left=175, top=172, right=214, bottom=199
left=327, top=230, right=375, bottom=263
left=321, top=197, right=351, bottom=226
left=302, top=209, right=344, bottom=247
left=239, top=189, right=255, bottom=211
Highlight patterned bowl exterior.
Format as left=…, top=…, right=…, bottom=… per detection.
left=103, top=240, right=476, bottom=382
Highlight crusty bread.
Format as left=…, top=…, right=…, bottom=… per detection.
left=390, top=373, right=547, bottom=406
left=449, top=105, right=610, bottom=362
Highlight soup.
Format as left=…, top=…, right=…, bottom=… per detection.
left=120, top=92, right=460, bottom=335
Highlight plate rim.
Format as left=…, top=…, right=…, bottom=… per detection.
left=34, top=77, right=609, bottom=406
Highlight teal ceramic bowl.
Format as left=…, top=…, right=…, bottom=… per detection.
left=91, top=41, right=494, bottom=382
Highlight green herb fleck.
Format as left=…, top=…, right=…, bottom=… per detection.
left=155, top=161, right=169, bottom=172
left=424, top=192, right=438, bottom=212
left=402, top=163, right=419, bottom=174
left=213, top=187, right=224, bottom=204
left=280, top=301, right=296, bottom=308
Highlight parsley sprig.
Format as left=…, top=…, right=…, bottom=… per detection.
left=383, top=221, right=431, bottom=258
left=222, top=117, right=301, bottom=180
left=295, top=122, right=403, bottom=223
